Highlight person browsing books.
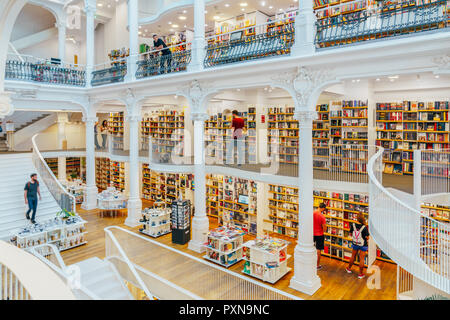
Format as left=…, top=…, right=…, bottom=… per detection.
left=313, top=203, right=327, bottom=270
left=346, top=212, right=370, bottom=279
left=227, top=110, right=245, bottom=166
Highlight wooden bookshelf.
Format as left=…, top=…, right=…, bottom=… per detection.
left=109, top=112, right=124, bottom=135
left=264, top=184, right=394, bottom=265
left=95, top=157, right=110, bottom=190
left=205, top=174, right=257, bottom=235
left=141, top=110, right=185, bottom=157
left=142, top=164, right=193, bottom=205
left=267, top=106, right=299, bottom=164
left=110, top=161, right=125, bottom=192
left=313, top=104, right=330, bottom=169
left=421, top=203, right=450, bottom=223
left=45, top=157, right=82, bottom=179
left=376, top=101, right=449, bottom=175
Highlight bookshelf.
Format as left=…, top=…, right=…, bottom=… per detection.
left=204, top=110, right=249, bottom=163
left=45, top=157, right=82, bottom=179
left=205, top=174, right=258, bottom=235
left=141, top=110, right=185, bottom=157
left=313, top=104, right=330, bottom=169
left=376, top=101, right=449, bottom=175
left=421, top=203, right=450, bottom=223
left=95, top=157, right=110, bottom=190
left=142, top=164, right=193, bottom=205
left=263, top=184, right=394, bottom=265
left=45, top=157, right=58, bottom=176
left=110, top=161, right=125, bottom=192
left=267, top=106, right=299, bottom=164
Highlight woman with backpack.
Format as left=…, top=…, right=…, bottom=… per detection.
left=346, top=212, right=370, bottom=279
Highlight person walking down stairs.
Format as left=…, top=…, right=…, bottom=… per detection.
left=24, top=173, right=42, bottom=224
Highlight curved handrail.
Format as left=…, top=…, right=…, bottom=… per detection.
left=0, top=241, right=75, bottom=300
left=31, top=133, right=76, bottom=213
left=368, top=146, right=450, bottom=294
left=28, top=244, right=101, bottom=300
left=104, top=227, right=154, bottom=300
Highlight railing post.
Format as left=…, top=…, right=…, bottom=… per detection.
left=413, top=150, right=422, bottom=258
left=188, top=0, right=206, bottom=71
left=291, top=3, right=317, bottom=56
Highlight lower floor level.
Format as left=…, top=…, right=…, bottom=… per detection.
left=60, top=203, right=397, bottom=300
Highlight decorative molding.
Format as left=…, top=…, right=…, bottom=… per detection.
left=177, top=80, right=218, bottom=114
left=7, top=88, right=37, bottom=99
left=433, top=54, right=450, bottom=73
left=191, top=112, right=209, bottom=122
left=293, top=110, right=317, bottom=124
left=271, top=66, right=336, bottom=110
left=82, top=115, right=97, bottom=124
left=126, top=114, right=141, bottom=122
left=0, top=92, right=13, bottom=118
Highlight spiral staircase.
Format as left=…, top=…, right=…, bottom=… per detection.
left=368, top=147, right=450, bottom=298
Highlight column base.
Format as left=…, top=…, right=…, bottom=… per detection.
left=81, top=185, right=98, bottom=210
left=125, top=198, right=142, bottom=227
left=188, top=216, right=209, bottom=253
left=289, top=243, right=321, bottom=296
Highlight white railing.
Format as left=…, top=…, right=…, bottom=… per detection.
left=105, top=226, right=300, bottom=300
left=0, top=241, right=75, bottom=300
left=31, top=134, right=76, bottom=213
left=419, top=149, right=450, bottom=197
left=6, top=53, right=85, bottom=70
left=28, top=244, right=101, bottom=300
left=397, top=265, right=414, bottom=300
left=104, top=227, right=154, bottom=300
left=368, top=146, right=450, bottom=294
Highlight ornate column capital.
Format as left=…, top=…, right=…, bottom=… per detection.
left=178, top=80, right=218, bottom=114
left=294, top=110, right=317, bottom=125
left=191, top=112, right=209, bottom=122
left=126, top=114, right=141, bottom=122
left=271, top=66, right=336, bottom=110
left=0, top=92, right=13, bottom=118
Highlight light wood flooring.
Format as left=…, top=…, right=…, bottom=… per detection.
left=61, top=203, right=397, bottom=300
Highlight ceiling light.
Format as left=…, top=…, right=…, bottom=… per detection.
left=97, top=3, right=103, bottom=7
left=170, top=28, right=174, bottom=32
left=184, top=25, right=187, bottom=28
left=388, top=75, right=399, bottom=79
left=174, top=95, right=178, bottom=99
left=269, top=6, right=273, bottom=9
left=138, top=31, right=142, bottom=35
left=213, top=16, right=220, bottom=20
left=183, top=10, right=187, bottom=13
left=260, top=1, right=266, bottom=6
left=375, top=78, right=380, bottom=81
left=205, top=10, right=208, bottom=13
left=145, top=29, right=148, bottom=32
left=139, top=26, right=142, bottom=29
left=179, top=16, right=187, bottom=20
left=172, top=24, right=179, bottom=28
left=168, top=21, right=172, bottom=25
left=241, top=8, right=245, bottom=11
left=237, top=88, right=241, bottom=92
left=240, top=2, right=248, bottom=7
left=435, top=75, right=440, bottom=79
left=107, top=4, right=111, bottom=8
left=225, top=4, right=230, bottom=7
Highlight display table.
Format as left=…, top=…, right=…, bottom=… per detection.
left=63, top=179, right=85, bottom=204
left=139, top=201, right=171, bottom=238
left=242, top=237, right=291, bottom=283
left=203, top=226, right=245, bottom=268
left=97, top=187, right=127, bottom=217
left=10, top=215, right=87, bottom=252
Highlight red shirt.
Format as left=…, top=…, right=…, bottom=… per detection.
left=232, top=117, right=245, bottom=130
left=313, top=209, right=326, bottom=236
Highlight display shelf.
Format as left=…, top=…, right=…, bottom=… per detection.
left=95, top=157, right=111, bottom=190
left=110, top=161, right=125, bottom=192
left=139, top=203, right=172, bottom=238
left=142, top=164, right=193, bottom=205
left=203, top=226, right=246, bottom=268
left=10, top=215, right=87, bottom=252
left=171, top=199, right=191, bottom=245
left=376, top=101, right=449, bottom=175
left=242, top=237, right=291, bottom=283
left=141, top=109, right=185, bottom=157
left=63, top=179, right=85, bottom=204
left=205, top=174, right=257, bottom=234
left=97, top=187, right=127, bottom=210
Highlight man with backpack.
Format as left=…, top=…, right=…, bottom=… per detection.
left=24, top=173, right=42, bottom=224
left=346, top=212, right=370, bottom=279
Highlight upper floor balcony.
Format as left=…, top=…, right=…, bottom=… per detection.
left=4, top=0, right=449, bottom=88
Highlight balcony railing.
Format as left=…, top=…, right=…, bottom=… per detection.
left=5, top=54, right=85, bottom=86
left=91, top=57, right=128, bottom=87
left=136, top=43, right=192, bottom=79
left=204, top=16, right=295, bottom=68
left=316, top=0, right=449, bottom=48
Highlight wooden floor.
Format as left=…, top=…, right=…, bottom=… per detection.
left=61, top=203, right=397, bottom=300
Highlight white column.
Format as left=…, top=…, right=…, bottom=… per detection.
left=289, top=110, right=321, bottom=295
left=125, top=114, right=142, bottom=227
left=82, top=115, right=98, bottom=210
left=188, top=0, right=205, bottom=71
left=291, top=0, right=316, bottom=56
left=188, top=112, right=209, bottom=253
left=84, top=0, right=96, bottom=86
left=57, top=113, right=68, bottom=182
left=127, top=0, right=138, bottom=81
left=56, top=19, right=66, bottom=62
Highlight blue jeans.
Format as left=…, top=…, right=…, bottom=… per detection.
left=26, top=197, right=38, bottom=221
left=352, top=244, right=368, bottom=252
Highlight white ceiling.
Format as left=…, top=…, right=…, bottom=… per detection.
left=11, top=4, right=56, bottom=42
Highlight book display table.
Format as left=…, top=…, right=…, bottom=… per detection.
left=242, top=237, right=291, bottom=283
left=97, top=187, right=128, bottom=217
left=139, top=201, right=171, bottom=238
left=64, top=179, right=85, bottom=204
left=203, top=226, right=246, bottom=268
left=10, top=215, right=87, bottom=252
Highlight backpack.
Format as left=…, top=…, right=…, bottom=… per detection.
left=352, top=223, right=366, bottom=246
left=26, top=181, right=39, bottom=189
